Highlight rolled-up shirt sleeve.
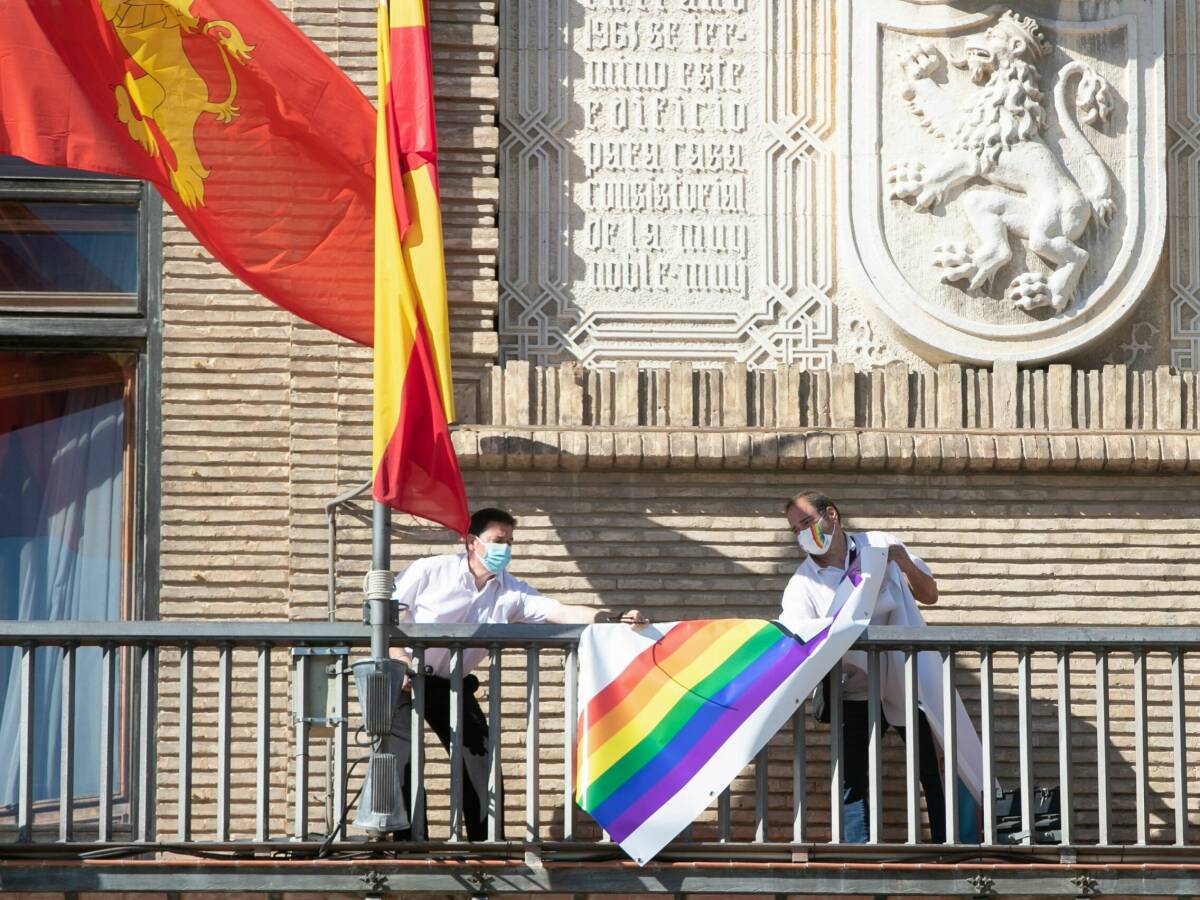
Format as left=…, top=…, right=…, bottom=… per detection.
left=509, top=577, right=565, bottom=623
left=778, top=574, right=820, bottom=635
left=891, top=540, right=933, bottom=578
left=392, top=559, right=428, bottom=623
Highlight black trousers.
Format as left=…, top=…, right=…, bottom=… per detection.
left=840, top=700, right=946, bottom=843
left=387, top=674, right=501, bottom=841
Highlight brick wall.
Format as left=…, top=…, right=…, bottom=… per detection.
left=362, top=467, right=1200, bottom=846
left=148, top=0, right=1200, bottom=859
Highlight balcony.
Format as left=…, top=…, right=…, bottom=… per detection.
left=1, top=620, right=1198, bottom=897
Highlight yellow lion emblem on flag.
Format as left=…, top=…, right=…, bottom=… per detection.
left=102, top=0, right=254, bottom=208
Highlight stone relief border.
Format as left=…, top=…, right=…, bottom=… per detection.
left=1168, top=0, right=1200, bottom=369
left=497, top=0, right=835, bottom=369
left=754, top=0, right=835, bottom=370
left=496, top=0, right=576, bottom=363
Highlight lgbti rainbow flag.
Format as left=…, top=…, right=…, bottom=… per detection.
left=372, top=0, right=469, bottom=533
left=575, top=545, right=889, bottom=864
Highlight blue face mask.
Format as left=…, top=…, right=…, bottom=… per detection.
left=478, top=540, right=512, bottom=574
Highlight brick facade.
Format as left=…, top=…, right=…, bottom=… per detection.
left=145, top=0, right=1200, bottom=860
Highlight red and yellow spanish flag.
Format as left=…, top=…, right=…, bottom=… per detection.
left=0, top=0, right=376, bottom=345
left=372, top=0, right=469, bottom=533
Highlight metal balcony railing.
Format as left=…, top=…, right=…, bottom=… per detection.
left=1, top=621, right=1198, bottom=895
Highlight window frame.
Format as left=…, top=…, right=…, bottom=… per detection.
left=0, top=167, right=162, bottom=836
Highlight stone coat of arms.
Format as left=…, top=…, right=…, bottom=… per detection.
left=839, top=1, right=1165, bottom=364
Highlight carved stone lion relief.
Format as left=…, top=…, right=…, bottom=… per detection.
left=839, top=1, right=1165, bottom=364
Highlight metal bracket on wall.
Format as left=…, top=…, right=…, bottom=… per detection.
left=292, top=646, right=350, bottom=737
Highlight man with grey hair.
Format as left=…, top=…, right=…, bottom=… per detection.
left=781, top=489, right=946, bottom=844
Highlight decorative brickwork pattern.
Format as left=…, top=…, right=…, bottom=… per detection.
left=1168, top=0, right=1200, bottom=367
left=478, top=360, right=1200, bottom=432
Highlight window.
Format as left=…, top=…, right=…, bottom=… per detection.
left=0, top=200, right=139, bottom=307
left=0, top=157, right=160, bottom=833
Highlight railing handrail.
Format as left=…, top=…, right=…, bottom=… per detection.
left=3, top=620, right=1200, bottom=649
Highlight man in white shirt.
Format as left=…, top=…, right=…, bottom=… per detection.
left=781, top=489, right=945, bottom=844
left=387, top=507, right=646, bottom=841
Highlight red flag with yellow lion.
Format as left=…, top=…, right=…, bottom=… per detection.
left=0, top=0, right=376, bottom=346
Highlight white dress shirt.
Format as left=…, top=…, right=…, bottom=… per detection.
left=392, top=552, right=563, bottom=677
left=779, top=531, right=930, bottom=701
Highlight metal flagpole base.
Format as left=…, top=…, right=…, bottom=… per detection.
left=351, top=501, right=408, bottom=834
left=351, top=657, right=408, bottom=832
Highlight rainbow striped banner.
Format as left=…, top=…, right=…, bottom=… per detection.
left=575, top=545, right=888, bottom=864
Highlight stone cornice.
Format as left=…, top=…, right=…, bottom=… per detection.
left=471, top=360, right=1200, bottom=434
left=452, top=426, right=1200, bottom=474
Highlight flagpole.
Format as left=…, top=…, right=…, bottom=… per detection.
left=369, top=501, right=392, bottom=660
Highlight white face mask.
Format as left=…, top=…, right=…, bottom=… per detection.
left=796, top=517, right=835, bottom=556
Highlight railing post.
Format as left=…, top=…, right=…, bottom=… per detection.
left=59, top=643, right=76, bottom=844
left=980, top=649, right=995, bottom=846
left=98, top=642, right=116, bottom=843
left=449, top=646, right=465, bottom=842
left=256, top=643, right=271, bottom=842
left=525, top=646, right=541, bottom=864
left=1172, top=649, right=1188, bottom=846
left=942, top=649, right=958, bottom=845
left=867, top=649, right=882, bottom=844
left=829, top=660, right=844, bottom=843
left=1018, top=649, right=1034, bottom=846
left=904, top=649, right=920, bottom=845
left=1056, top=650, right=1073, bottom=848
left=1095, top=651, right=1111, bottom=846
left=332, top=648, right=348, bottom=842
left=178, top=643, right=193, bottom=841
left=1134, top=650, right=1149, bottom=845
left=718, top=786, right=731, bottom=842
left=791, top=706, right=807, bottom=845
left=137, top=643, right=157, bottom=843
left=486, top=645, right=503, bottom=841
left=410, top=646, right=427, bottom=840
left=216, top=643, right=232, bottom=842
left=755, top=745, right=769, bottom=843
left=294, top=652, right=310, bottom=840
left=563, top=643, right=577, bottom=842
left=18, top=642, right=34, bottom=843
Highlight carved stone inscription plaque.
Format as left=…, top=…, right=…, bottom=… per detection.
left=500, top=0, right=835, bottom=367
left=576, top=9, right=752, bottom=314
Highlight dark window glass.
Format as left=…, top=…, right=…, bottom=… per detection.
left=0, top=201, right=139, bottom=296
left=0, top=352, right=130, bottom=822
left=0, top=156, right=121, bottom=180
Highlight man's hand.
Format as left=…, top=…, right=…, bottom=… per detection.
left=887, top=544, right=938, bottom=605
left=594, top=608, right=651, bottom=626
left=389, top=650, right=415, bottom=692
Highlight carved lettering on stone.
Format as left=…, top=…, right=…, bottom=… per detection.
left=499, top=0, right=835, bottom=368
left=840, top=1, right=1165, bottom=364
